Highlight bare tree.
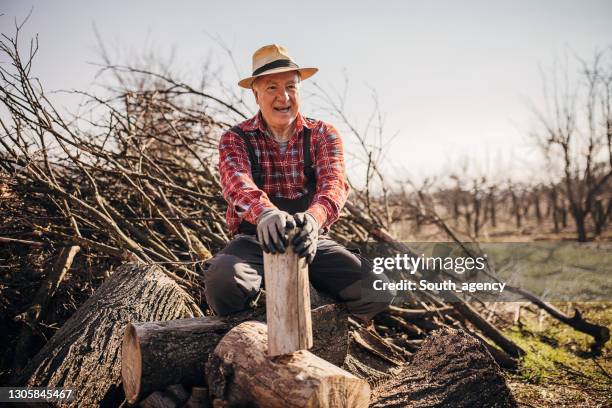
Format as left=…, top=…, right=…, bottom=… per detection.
left=531, top=49, right=612, bottom=241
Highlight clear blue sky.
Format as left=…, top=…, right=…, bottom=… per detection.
left=2, top=0, right=612, bottom=185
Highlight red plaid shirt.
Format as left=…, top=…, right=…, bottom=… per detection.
left=219, top=111, right=350, bottom=235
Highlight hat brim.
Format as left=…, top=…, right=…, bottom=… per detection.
left=238, top=67, right=318, bottom=89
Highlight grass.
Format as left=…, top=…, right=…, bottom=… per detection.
left=503, top=302, right=612, bottom=407
left=483, top=241, right=612, bottom=302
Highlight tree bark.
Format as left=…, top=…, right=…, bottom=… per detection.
left=574, top=209, right=588, bottom=242
left=372, top=328, right=517, bottom=408
left=309, top=303, right=350, bottom=367
left=13, top=262, right=203, bottom=408
left=207, top=321, right=370, bottom=408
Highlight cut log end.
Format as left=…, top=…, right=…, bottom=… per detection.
left=121, top=317, right=232, bottom=405
left=122, top=323, right=142, bottom=404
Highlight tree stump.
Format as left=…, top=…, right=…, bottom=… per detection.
left=13, top=262, right=203, bottom=407
left=371, top=328, right=517, bottom=408
left=207, top=321, right=370, bottom=408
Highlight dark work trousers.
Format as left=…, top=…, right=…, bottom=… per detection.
left=203, top=234, right=395, bottom=318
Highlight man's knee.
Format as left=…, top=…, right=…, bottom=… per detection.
left=203, top=254, right=261, bottom=315
left=338, top=272, right=395, bottom=319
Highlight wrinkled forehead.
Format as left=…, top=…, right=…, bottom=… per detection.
left=253, top=70, right=300, bottom=87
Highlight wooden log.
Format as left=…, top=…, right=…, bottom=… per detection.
left=263, top=229, right=312, bottom=356
left=447, top=296, right=525, bottom=357
left=207, top=321, right=370, bottom=408
left=122, top=318, right=231, bottom=404
left=309, top=303, right=349, bottom=367
left=371, top=328, right=517, bottom=408
left=12, top=262, right=203, bottom=408
left=121, top=303, right=349, bottom=404
left=310, top=281, right=336, bottom=309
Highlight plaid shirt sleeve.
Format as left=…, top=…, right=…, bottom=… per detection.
left=306, top=123, right=350, bottom=229
left=218, top=129, right=275, bottom=225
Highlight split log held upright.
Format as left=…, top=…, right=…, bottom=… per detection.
left=263, top=228, right=313, bottom=356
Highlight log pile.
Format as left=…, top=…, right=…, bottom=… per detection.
left=13, top=259, right=510, bottom=407
left=121, top=302, right=351, bottom=405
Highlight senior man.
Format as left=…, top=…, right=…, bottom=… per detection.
left=204, top=44, right=394, bottom=322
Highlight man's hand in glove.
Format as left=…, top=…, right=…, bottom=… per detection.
left=292, top=212, right=319, bottom=264
left=256, top=209, right=295, bottom=254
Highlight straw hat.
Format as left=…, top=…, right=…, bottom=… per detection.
left=238, top=44, right=318, bottom=89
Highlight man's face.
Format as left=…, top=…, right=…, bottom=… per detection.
left=252, top=71, right=300, bottom=130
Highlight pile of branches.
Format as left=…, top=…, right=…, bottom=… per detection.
left=0, top=31, right=373, bottom=283
left=1, top=26, right=609, bottom=398
left=0, top=28, right=382, bottom=376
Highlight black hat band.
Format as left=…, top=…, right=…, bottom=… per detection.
left=252, top=59, right=299, bottom=76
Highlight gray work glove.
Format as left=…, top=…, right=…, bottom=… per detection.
left=257, top=209, right=295, bottom=254
left=292, top=212, right=319, bottom=264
